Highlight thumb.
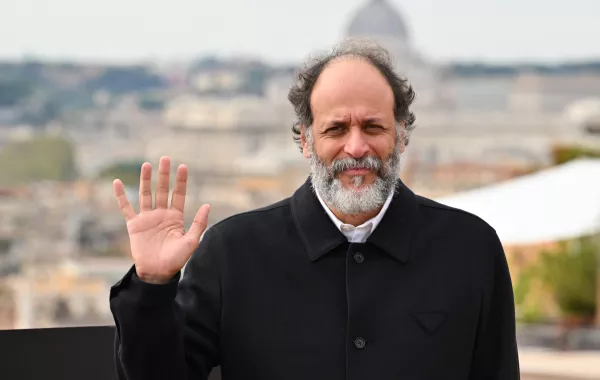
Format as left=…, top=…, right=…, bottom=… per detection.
left=187, top=204, right=210, bottom=242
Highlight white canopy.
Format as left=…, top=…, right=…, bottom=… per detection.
left=434, top=158, right=600, bottom=246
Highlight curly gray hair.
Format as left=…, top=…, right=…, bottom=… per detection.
left=287, top=38, right=417, bottom=152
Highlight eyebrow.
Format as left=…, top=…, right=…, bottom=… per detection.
left=324, top=116, right=385, bottom=126
left=363, top=117, right=385, bottom=124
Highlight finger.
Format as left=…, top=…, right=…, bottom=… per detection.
left=113, top=179, right=136, bottom=221
left=170, top=164, right=188, bottom=213
left=186, top=204, right=210, bottom=242
left=139, top=162, right=153, bottom=212
left=155, top=156, right=171, bottom=209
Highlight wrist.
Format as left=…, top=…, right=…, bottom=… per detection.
left=135, top=270, right=175, bottom=285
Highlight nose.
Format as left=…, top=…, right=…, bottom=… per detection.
left=343, top=127, right=370, bottom=158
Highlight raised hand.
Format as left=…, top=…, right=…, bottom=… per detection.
left=113, top=156, right=210, bottom=284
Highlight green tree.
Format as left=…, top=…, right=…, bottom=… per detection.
left=550, top=144, right=600, bottom=166
left=96, top=161, right=144, bottom=187
left=0, top=80, right=32, bottom=107
left=138, top=94, right=165, bottom=111
left=0, top=136, right=78, bottom=186
left=537, top=237, right=598, bottom=319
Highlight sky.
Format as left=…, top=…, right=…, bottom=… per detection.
left=2, top=0, right=599, bottom=65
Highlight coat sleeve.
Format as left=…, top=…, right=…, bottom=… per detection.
left=109, top=226, right=222, bottom=380
left=469, top=230, right=521, bottom=380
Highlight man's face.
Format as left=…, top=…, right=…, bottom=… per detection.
left=301, top=57, right=405, bottom=215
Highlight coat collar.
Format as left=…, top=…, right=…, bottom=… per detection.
left=290, top=177, right=419, bottom=263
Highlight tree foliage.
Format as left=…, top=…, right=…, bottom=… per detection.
left=536, top=237, right=597, bottom=318
left=0, top=136, right=78, bottom=186
left=550, top=144, right=600, bottom=165
left=0, top=80, right=33, bottom=107
left=96, top=161, right=144, bottom=187
left=514, top=237, right=598, bottom=321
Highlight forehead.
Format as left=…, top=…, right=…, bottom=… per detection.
left=310, top=57, right=395, bottom=118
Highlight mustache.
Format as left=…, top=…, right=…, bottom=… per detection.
left=330, top=156, right=383, bottom=175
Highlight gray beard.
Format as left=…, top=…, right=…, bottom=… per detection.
left=308, top=143, right=402, bottom=216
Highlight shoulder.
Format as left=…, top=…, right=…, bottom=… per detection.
left=413, top=194, right=507, bottom=282
left=415, top=194, right=501, bottom=247
left=207, top=197, right=293, bottom=238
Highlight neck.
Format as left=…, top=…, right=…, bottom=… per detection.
left=330, top=205, right=382, bottom=226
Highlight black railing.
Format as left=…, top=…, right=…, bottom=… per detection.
left=0, top=326, right=222, bottom=380
left=2, top=324, right=599, bottom=379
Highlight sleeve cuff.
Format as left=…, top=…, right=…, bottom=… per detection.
left=111, top=264, right=181, bottom=307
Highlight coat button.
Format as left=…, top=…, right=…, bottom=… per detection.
left=354, top=337, right=366, bottom=349
left=353, top=252, right=364, bottom=263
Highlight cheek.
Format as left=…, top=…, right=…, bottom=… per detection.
left=373, top=137, right=397, bottom=158
left=315, top=139, right=343, bottom=161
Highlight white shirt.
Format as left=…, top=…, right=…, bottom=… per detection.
left=315, top=189, right=395, bottom=243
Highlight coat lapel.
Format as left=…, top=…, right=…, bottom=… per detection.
left=290, top=177, right=420, bottom=263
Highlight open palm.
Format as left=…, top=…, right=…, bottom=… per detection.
left=113, top=156, right=210, bottom=284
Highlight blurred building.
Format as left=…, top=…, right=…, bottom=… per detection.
left=55, top=0, right=600, bottom=204
left=341, top=0, right=600, bottom=195
left=345, top=0, right=441, bottom=109
left=0, top=179, right=131, bottom=329
left=1, top=257, right=131, bottom=329
left=1, top=0, right=600, bottom=331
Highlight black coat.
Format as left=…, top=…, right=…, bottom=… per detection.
left=109, top=179, right=520, bottom=380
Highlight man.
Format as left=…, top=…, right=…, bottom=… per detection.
left=109, top=39, right=520, bottom=380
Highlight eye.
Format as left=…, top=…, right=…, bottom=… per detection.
left=325, top=123, right=346, bottom=134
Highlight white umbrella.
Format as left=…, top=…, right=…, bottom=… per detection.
left=435, top=158, right=600, bottom=245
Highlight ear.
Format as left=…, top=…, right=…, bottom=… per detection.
left=300, top=125, right=311, bottom=159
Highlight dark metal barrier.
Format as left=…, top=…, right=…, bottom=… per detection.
left=2, top=325, right=598, bottom=379
left=0, top=326, right=222, bottom=380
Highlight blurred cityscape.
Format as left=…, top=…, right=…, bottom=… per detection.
left=0, top=0, right=599, bottom=376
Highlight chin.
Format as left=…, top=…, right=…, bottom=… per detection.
left=344, top=181, right=373, bottom=192
left=344, top=175, right=376, bottom=188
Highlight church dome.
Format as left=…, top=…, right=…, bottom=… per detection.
left=346, top=0, right=409, bottom=40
